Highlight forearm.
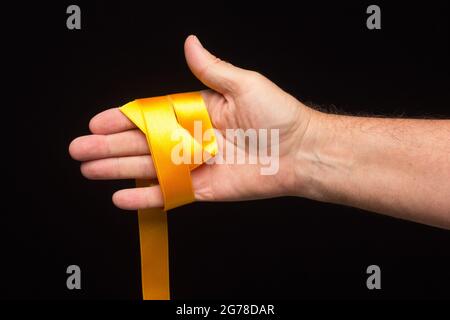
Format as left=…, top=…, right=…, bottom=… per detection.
left=295, top=109, right=450, bottom=229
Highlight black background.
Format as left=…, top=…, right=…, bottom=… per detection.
left=7, top=1, right=450, bottom=299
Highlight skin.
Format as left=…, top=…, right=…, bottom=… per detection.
left=69, top=35, right=450, bottom=230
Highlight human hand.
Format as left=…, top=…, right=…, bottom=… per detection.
left=69, top=35, right=315, bottom=210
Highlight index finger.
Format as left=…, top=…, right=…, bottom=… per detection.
left=89, top=108, right=136, bottom=134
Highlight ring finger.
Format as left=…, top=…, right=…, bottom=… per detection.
left=81, top=155, right=156, bottom=180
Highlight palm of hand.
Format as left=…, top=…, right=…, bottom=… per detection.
left=193, top=76, right=307, bottom=202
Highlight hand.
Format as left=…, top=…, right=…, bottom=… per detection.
left=69, top=35, right=314, bottom=210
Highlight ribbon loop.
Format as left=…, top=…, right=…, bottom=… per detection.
left=119, top=92, right=217, bottom=299
left=120, top=92, right=217, bottom=210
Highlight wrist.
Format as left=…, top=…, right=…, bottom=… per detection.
left=290, top=107, right=352, bottom=203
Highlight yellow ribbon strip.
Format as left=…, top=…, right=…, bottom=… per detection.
left=119, top=92, right=217, bottom=300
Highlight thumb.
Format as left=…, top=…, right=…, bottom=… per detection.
left=184, top=35, right=248, bottom=95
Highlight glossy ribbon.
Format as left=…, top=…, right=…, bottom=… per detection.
left=119, top=92, right=217, bottom=299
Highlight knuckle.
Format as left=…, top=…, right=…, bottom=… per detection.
left=248, top=70, right=266, bottom=82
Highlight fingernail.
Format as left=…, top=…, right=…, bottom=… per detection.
left=192, top=35, right=203, bottom=48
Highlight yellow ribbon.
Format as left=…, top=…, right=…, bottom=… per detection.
left=119, top=92, right=217, bottom=299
